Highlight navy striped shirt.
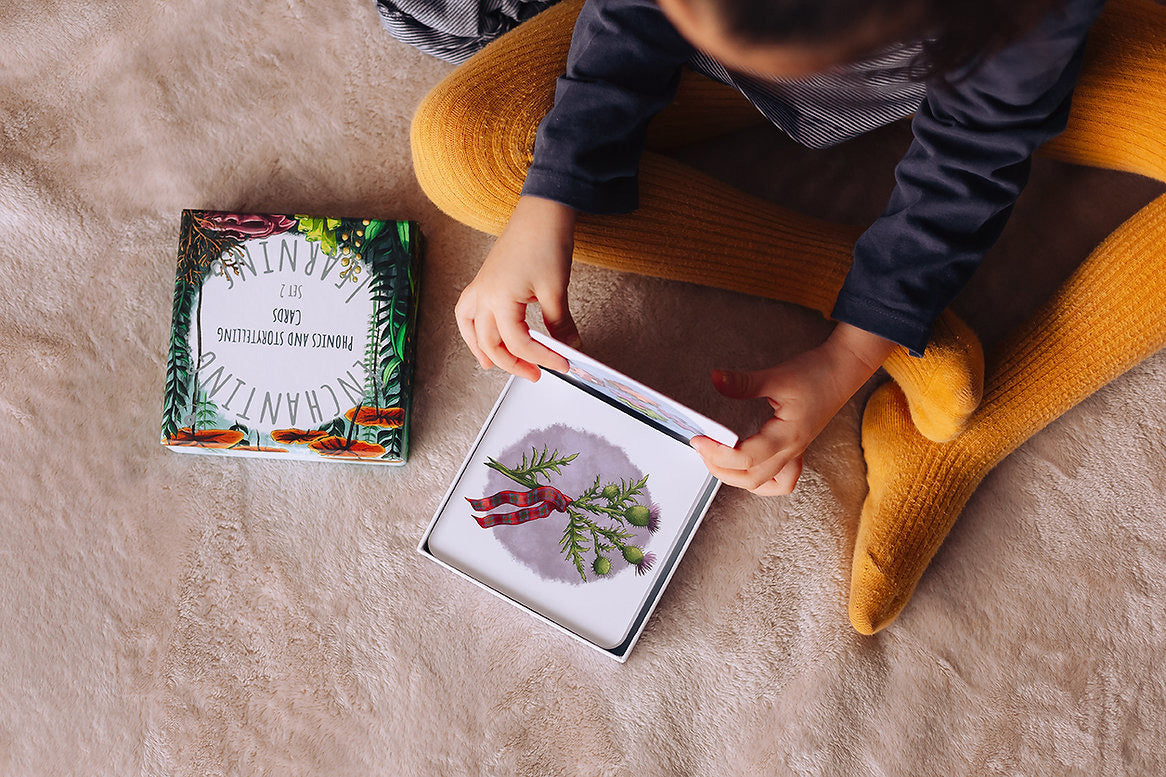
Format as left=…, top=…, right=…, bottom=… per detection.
left=378, top=0, right=1107, bottom=354
left=519, top=0, right=1106, bottom=354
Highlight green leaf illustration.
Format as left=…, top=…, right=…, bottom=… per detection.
left=486, top=446, right=579, bottom=490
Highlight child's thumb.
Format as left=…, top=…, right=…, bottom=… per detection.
left=541, top=295, right=583, bottom=350
left=551, top=317, right=583, bottom=351
left=711, top=368, right=763, bottom=399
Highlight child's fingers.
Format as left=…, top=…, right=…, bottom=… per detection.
left=536, top=287, right=584, bottom=351
left=455, top=311, right=494, bottom=370
left=478, top=313, right=541, bottom=382
left=496, top=313, right=569, bottom=373
left=494, top=309, right=567, bottom=376
left=454, top=293, right=494, bottom=370
left=690, top=435, right=742, bottom=468
left=696, top=446, right=796, bottom=493
left=711, top=366, right=783, bottom=400
left=691, top=419, right=787, bottom=470
left=692, top=422, right=803, bottom=491
left=749, top=456, right=803, bottom=496
left=700, top=450, right=793, bottom=492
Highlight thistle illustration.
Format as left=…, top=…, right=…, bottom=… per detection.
left=469, top=446, right=659, bottom=582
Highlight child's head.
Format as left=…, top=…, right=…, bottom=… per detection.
left=656, top=0, right=1061, bottom=77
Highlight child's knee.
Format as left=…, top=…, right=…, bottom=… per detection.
left=410, top=4, right=580, bottom=233
left=410, top=71, right=528, bottom=234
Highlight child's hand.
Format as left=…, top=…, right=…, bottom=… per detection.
left=456, top=196, right=583, bottom=382
left=691, top=323, right=895, bottom=495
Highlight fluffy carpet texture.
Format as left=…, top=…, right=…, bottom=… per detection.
left=1, top=1, right=1163, bottom=775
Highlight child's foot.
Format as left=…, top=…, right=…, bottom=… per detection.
left=882, top=309, right=984, bottom=443
left=848, top=381, right=989, bottom=634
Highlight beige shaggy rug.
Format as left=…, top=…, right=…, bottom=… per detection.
left=1, top=1, right=1164, bottom=775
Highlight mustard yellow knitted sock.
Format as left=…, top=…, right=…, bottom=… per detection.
left=410, top=0, right=984, bottom=442
left=849, top=0, right=1166, bottom=634
left=852, top=195, right=1166, bottom=633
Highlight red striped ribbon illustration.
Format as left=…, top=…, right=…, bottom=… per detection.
left=467, top=486, right=573, bottom=528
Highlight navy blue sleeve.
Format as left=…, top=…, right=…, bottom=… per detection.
left=521, top=0, right=694, bottom=213
left=831, top=0, right=1109, bottom=355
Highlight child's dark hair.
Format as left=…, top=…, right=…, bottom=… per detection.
left=695, top=0, right=1066, bottom=76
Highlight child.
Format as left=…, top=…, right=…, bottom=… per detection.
left=410, top=0, right=1166, bottom=631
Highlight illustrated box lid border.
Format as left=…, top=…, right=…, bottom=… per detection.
left=160, top=210, right=422, bottom=466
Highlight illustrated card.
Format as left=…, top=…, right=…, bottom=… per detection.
left=530, top=330, right=736, bottom=447
left=425, top=372, right=723, bottom=651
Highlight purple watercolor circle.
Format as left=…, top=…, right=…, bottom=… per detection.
left=483, top=424, right=656, bottom=585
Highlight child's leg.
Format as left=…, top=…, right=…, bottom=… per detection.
left=850, top=0, right=1166, bottom=634
left=410, top=0, right=983, bottom=443
left=409, top=0, right=767, bottom=235
left=1040, top=0, right=1166, bottom=182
